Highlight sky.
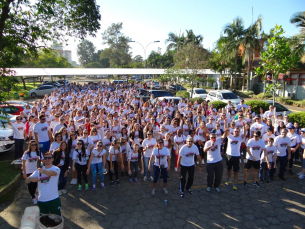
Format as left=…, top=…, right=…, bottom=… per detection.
left=67, top=0, right=304, bottom=64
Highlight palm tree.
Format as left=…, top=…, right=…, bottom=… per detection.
left=165, top=32, right=185, bottom=51
left=243, top=17, right=263, bottom=91
left=217, top=17, right=245, bottom=91
left=290, top=11, right=305, bottom=63
left=185, top=30, right=203, bottom=46
left=290, top=11, right=305, bottom=29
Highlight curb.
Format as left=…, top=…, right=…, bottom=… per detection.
left=0, top=173, right=22, bottom=199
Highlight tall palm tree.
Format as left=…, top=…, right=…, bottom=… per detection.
left=217, top=17, right=245, bottom=91
left=290, top=11, right=305, bottom=29
left=243, top=17, right=263, bottom=91
left=185, top=30, right=203, bottom=46
left=290, top=11, right=305, bottom=63
left=165, top=32, right=185, bottom=51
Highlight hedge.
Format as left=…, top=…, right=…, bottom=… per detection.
left=176, top=91, right=190, bottom=98
left=288, top=112, right=305, bottom=127
left=245, top=101, right=270, bottom=113
left=252, top=93, right=272, bottom=100
left=209, top=101, right=227, bottom=110
left=190, top=97, right=205, bottom=104
left=235, top=90, right=255, bottom=98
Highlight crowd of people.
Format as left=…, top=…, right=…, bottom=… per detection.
left=8, top=81, right=305, bottom=216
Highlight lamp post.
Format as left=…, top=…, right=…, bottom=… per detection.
left=128, top=40, right=160, bottom=69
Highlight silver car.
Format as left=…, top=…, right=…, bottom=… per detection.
left=28, top=85, right=57, bottom=97
left=0, top=114, right=15, bottom=153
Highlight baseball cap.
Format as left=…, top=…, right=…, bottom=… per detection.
left=286, top=123, right=295, bottom=129
left=300, top=128, right=305, bottom=132
left=254, top=115, right=261, bottom=119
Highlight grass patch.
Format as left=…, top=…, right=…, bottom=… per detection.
left=0, top=160, right=20, bottom=191
left=0, top=184, right=19, bottom=204
left=8, top=83, right=38, bottom=100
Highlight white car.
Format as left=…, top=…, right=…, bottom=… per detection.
left=28, top=85, right=57, bottom=97
left=0, top=114, right=16, bottom=153
left=206, top=90, right=241, bottom=106
left=153, top=96, right=182, bottom=104
left=187, top=88, right=208, bottom=99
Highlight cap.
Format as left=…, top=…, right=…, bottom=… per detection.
left=157, top=139, right=164, bottom=143
left=238, top=109, right=243, bottom=112
left=277, top=113, right=282, bottom=116
left=254, top=115, right=261, bottom=119
left=301, top=128, right=305, bottom=132
left=286, top=123, right=295, bottom=129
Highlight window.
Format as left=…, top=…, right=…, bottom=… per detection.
left=221, top=92, right=238, bottom=99
left=273, top=103, right=288, bottom=112
left=216, top=94, right=222, bottom=99
left=195, top=89, right=207, bottom=94
left=299, top=74, right=305, bottom=85
left=288, top=73, right=298, bottom=85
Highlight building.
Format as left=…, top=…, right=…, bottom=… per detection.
left=53, top=42, right=73, bottom=65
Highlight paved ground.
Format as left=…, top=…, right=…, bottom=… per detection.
left=0, top=157, right=305, bottom=229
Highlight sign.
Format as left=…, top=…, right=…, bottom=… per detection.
left=220, top=76, right=225, bottom=82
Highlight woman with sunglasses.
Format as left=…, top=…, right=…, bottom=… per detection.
left=108, top=139, right=124, bottom=186
left=72, top=140, right=90, bottom=190
left=22, top=140, right=42, bottom=204
left=89, top=127, right=102, bottom=148
left=67, top=130, right=78, bottom=184
left=79, top=129, right=94, bottom=155
left=53, top=141, right=69, bottom=195
left=58, top=127, right=69, bottom=141
left=87, top=140, right=106, bottom=190
left=142, top=130, right=157, bottom=181
left=50, top=132, right=62, bottom=152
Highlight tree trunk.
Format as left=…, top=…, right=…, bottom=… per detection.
left=33, top=76, right=35, bottom=87
left=282, top=78, right=286, bottom=97
left=263, top=77, right=266, bottom=94
left=246, top=51, right=252, bottom=92
left=20, top=76, right=26, bottom=89
left=234, top=54, right=237, bottom=91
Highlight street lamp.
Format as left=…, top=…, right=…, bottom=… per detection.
left=128, top=40, right=160, bottom=69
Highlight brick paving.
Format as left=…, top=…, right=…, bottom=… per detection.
left=0, top=159, right=305, bottom=229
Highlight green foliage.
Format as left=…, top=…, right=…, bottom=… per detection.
left=235, top=90, right=254, bottom=98
left=288, top=112, right=305, bottom=128
left=190, top=97, right=205, bottom=104
left=176, top=91, right=190, bottom=98
left=276, top=97, right=294, bottom=105
left=245, top=101, right=270, bottom=113
left=209, top=101, right=227, bottom=110
left=252, top=93, right=272, bottom=99
left=77, top=40, right=96, bottom=66
left=165, top=30, right=203, bottom=51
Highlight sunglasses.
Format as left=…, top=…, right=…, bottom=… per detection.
left=97, top=145, right=103, bottom=147
left=77, top=143, right=82, bottom=145
left=16, top=118, right=20, bottom=120
left=30, top=144, right=37, bottom=146
left=41, top=118, right=46, bottom=121
left=84, top=132, right=88, bottom=134
left=254, top=135, right=259, bottom=137
left=147, top=134, right=152, bottom=136
left=210, top=137, right=216, bottom=139
left=187, top=140, right=194, bottom=142
left=44, top=157, right=52, bottom=160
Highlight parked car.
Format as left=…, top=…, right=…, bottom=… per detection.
left=187, top=88, right=208, bottom=99
left=57, top=79, right=69, bottom=85
left=169, top=85, right=186, bottom=92
left=7, top=101, right=32, bottom=108
left=28, top=85, right=57, bottom=97
left=206, top=90, right=241, bottom=105
left=113, top=80, right=127, bottom=84
left=0, top=115, right=15, bottom=153
left=263, top=100, right=292, bottom=116
left=0, top=104, right=25, bottom=115
left=85, top=75, right=95, bottom=78
left=148, top=90, right=174, bottom=98
left=154, top=96, right=182, bottom=105
left=41, top=81, right=62, bottom=87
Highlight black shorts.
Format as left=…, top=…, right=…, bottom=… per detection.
left=226, top=155, right=239, bottom=172
left=245, top=159, right=260, bottom=170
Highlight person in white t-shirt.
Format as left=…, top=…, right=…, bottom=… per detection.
left=127, top=143, right=144, bottom=183
left=178, top=137, right=202, bottom=197
left=244, top=130, right=267, bottom=188
left=259, top=137, right=276, bottom=183
left=26, top=152, right=61, bottom=216
left=34, top=114, right=52, bottom=155
left=297, top=128, right=305, bottom=179
left=8, top=115, right=27, bottom=159
left=142, top=131, right=157, bottom=181
left=287, top=123, right=300, bottom=174
left=250, top=115, right=267, bottom=138
left=148, top=139, right=170, bottom=196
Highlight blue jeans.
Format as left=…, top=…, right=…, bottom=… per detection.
left=91, top=163, right=104, bottom=185
left=14, top=139, right=24, bottom=159
left=39, top=140, right=50, bottom=155
left=58, top=165, right=67, bottom=190
left=276, top=156, right=287, bottom=177
left=143, top=157, right=153, bottom=177
left=153, top=165, right=167, bottom=183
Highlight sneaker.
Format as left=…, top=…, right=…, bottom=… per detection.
left=187, top=188, right=193, bottom=194
left=116, top=180, right=120, bottom=185
left=58, top=190, right=62, bottom=196
left=85, top=184, right=89, bottom=190
left=92, top=184, right=96, bottom=191
left=253, top=181, right=261, bottom=188
left=78, top=185, right=82, bottom=191
left=32, top=197, right=38, bottom=204
left=70, top=178, right=77, bottom=185
left=149, top=176, right=154, bottom=181
left=129, top=178, right=133, bottom=183
left=134, top=178, right=138, bottom=183
left=110, top=181, right=114, bottom=186
left=61, top=189, right=67, bottom=194
left=299, top=174, right=305, bottom=179
left=207, top=187, right=211, bottom=192
left=121, top=172, right=124, bottom=177
left=201, top=159, right=205, bottom=165
left=101, top=183, right=105, bottom=189
left=143, top=176, right=147, bottom=181
left=196, top=161, right=199, bottom=164
left=215, top=188, right=221, bottom=193
left=225, top=180, right=232, bottom=186
left=233, top=184, right=238, bottom=190
left=163, top=188, right=168, bottom=195
left=151, top=189, right=156, bottom=196
left=289, top=169, right=293, bottom=175
left=174, top=167, right=178, bottom=172
left=239, top=159, right=242, bottom=164
left=243, top=181, right=248, bottom=189
left=180, top=191, right=184, bottom=197
left=297, top=172, right=302, bottom=176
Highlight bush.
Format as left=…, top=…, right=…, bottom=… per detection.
left=245, top=101, right=270, bottom=113
left=190, top=97, right=205, bottom=104
left=292, top=100, right=305, bottom=107
left=235, top=90, right=255, bottom=98
left=209, top=101, right=227, bottom=110
left=254, top=93, right=272, bottom=99
left=288, top=112, right=305, bottom=127
left=276, top=97, right=294, bottom=105
left=176, top=91, right=190, bottom=98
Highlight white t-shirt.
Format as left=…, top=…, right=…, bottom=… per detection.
left=205, top=138, right=223, bottom=163
left=53, top=124, right=70, bottom=134
left=174, top=135, right=186, bottom=150
left=300, top=136, right=305, bottom=149
left=250, top=122, right=267, bottom=136
left=142, top=138, right=157, bottom=158
left=91, top=148, right=106, bottom=164
left=261, top=145, right=277, bottom=163
left=102, top=137, right=112, bottom=151
left=34, top=122, right=49, bottom=142
left=50, top=121, right=60, bottom=131
left=152, top=147, right=169, bottom=168
left=49, top=141, right=60, bottom=152
left=88, top=135, right=102, bottom=147
left=274, top=136, right=291, bottom=157
left=128, top=150, right=141, bottom=162
left=30, top=165, right=60, bottom=202
left=21, top=151, right=41, bottom=174
left=12, top=122, right=25, bottom=139
left=246, top=138, right=266, bottom=160
left=79, top=136, right=94, bottom=153
left=226, top=135, right=242, bottom=157
left=68, top=139, right=78, bottom=157
left=287, top=133, right=301, bottom=147
left=107, top=146, right=120, bottom=162
left=179, top=144, right=199, bottom=166
left=262, top=133, right=275, bottom=145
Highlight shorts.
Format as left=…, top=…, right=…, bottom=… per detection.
left=38, top=197, right=61, bottom=216
left=226, top=155, right=239, bottom=172
left=245, top=159, right=260, bottom=170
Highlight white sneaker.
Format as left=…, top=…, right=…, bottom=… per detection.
left=196, top=161, right=199, bottom=164
left=70, top=179, right=74, bottom=184
left=239, top=159, right=242, bottom=164
left=215, top=188, right=221, bottom=193
left=174, top=167, right=178, bottom=172
left=201, top=159, right=205, bottom=165
left=73, top=178, right=78, bottom=184
left=149, top=176, right=154, bottom=181
left=58, top=190, right=62, bottom=196
left=207, top=187, right=211, bottom=192
left=61, top=189, right=67, bottom=194
left=151, top=189, right=155, bottom=196
left=299, top=174, right=305, bottom=179
left=143, top=176, right=147, bottom=181
left=163, top=188, right=168, bottom=195
left=32, top=197, right=38, bottom=204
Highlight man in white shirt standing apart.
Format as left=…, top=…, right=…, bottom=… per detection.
left=8, top=115, right=27, bottom=159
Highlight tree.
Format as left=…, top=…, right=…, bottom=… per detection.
left=101, top=23, right=132, bottom=67
left=254, top=25, right=301, bottom=104
left=174, top=43, right=210, bottom=98
left=217, top=17, right=245, bottom=91
left=146, top=50, right=174, bottom=68
left=77, top=40, right=96, bottom=66
left=290, top=11, right=305, bottom=63
left=165, top=30, right=203, bottom=51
